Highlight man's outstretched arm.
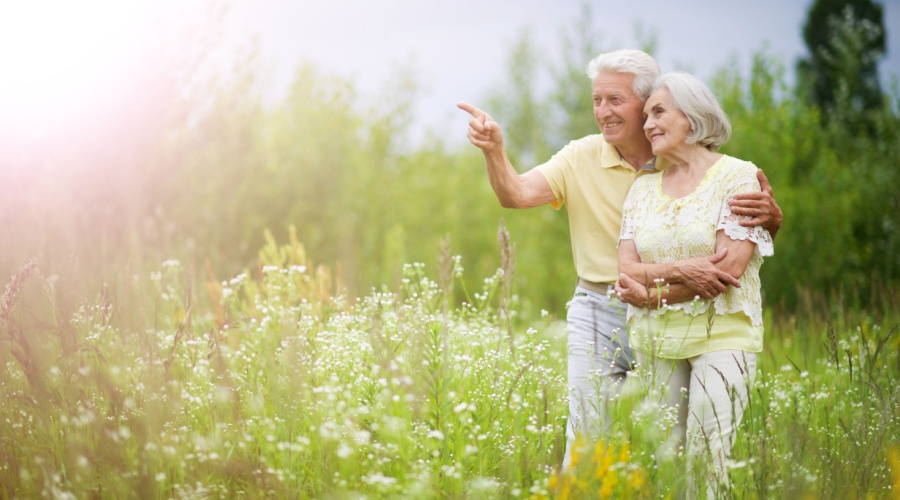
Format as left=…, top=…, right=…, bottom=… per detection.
left=458, top=101, right=555, bottom=208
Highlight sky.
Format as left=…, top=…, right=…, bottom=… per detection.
left=222, top=0, right=900, bottom=146
left=0, top=1, right=897, bottom=150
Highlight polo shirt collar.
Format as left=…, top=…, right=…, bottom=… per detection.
left=600, top=143, right=672, bottom=172
left=599, top=140, right=625, bottom=169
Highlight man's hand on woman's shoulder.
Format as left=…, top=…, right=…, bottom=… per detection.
left=728, top=169, right=783, bottom=238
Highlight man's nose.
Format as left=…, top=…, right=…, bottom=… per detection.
left=596, top=102, right=612, bottom=117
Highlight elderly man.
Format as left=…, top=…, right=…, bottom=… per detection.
left=458, top=49, right=782, bottom=467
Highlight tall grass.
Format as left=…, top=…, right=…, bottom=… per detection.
left=1, top=231, right=898, bottom=498
left=0, top=232, right=568, bottom=498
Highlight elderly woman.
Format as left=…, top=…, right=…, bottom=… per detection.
left=615, top=72, right=773, bottom=496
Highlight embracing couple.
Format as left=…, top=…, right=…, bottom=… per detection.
left=459, top=49, right=781, bottom=497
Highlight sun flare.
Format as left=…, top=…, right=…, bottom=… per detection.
left=0, top=0, right=147, bottom=130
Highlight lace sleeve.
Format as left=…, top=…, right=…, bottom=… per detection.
left=715, top=165, right=774, bottom=256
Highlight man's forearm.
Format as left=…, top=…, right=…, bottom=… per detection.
left=483, top=150, right=524, bottom=208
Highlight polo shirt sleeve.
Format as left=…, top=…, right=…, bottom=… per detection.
left=533, top=141, right=576, bottom=210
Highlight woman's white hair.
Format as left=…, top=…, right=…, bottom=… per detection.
left=654, top=72, right=732, bottom=151
left=585, top=49, right=660, bottom=101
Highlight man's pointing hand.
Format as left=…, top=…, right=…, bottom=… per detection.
left=458, top=101, right=504, bottom=153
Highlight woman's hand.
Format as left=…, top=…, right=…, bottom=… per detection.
left=615, top=273, right=649, bottom=308
left=675, top=249, right=740, bottom=298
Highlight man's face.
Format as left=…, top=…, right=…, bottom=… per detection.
left=591, top=72, right=646, bottom=148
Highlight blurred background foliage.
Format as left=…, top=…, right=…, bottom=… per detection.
left=0, top=1, right=897, bottom=324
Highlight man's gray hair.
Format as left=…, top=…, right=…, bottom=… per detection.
left=585, top=50, right=660, bottom=101
left=654, top=72, right=732, bottom=151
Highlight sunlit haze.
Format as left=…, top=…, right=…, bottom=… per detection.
left=0, top=2, right=153, bottom=133
left=1, top=1, right=897, bottom=148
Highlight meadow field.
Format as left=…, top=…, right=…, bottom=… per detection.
left=2, top=3, right=899, bottom=498
left=1, top=227, right=898, bottom=498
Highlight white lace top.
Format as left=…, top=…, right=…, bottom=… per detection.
left=620, top=155, right=774, bottom=331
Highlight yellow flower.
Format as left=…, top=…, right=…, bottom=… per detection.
left=570, top=433, right=586, bottom=468
left=557, top=481, right=571, bottom=500
left=594, top=443, right=614, bottom=480
left=547, top=472, right=558, bottom=490
left=887, top=446, right=900, bottom=500
left=628, top=469, right=647, bottom=490
left=599, top=472, right=619, bottom=498
left=593, top=439, right=607, bottom=459
left=552, top=470, right=573, bottom=500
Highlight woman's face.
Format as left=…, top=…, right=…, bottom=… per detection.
left=642, top=88, right=692, bottom=156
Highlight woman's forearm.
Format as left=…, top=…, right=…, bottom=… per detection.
left=645, top=282, right=708, bottom=307
left=618, top=260, right=679, bottom=286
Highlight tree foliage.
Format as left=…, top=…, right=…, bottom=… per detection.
left=798, top=0, right=886, bottom=118
left=1, top=7, right=897, bottom=320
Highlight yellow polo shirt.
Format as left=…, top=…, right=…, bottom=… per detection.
left=534, top=134, right=667, bottom=284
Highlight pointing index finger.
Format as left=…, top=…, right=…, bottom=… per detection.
left=457, top=101, right=485, bottom=119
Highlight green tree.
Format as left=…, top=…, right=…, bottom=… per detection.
left=798, top=0, right=886, bottom=117
left=545, top=3, right=604, bottom=148
left=485, top=29, right=551, bottom=168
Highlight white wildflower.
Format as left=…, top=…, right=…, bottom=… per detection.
left=352, top=430, right=371, bottom=446
left=362, top=471, right=397, bottom=488
left=336, top=442, right=353, bottom=458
